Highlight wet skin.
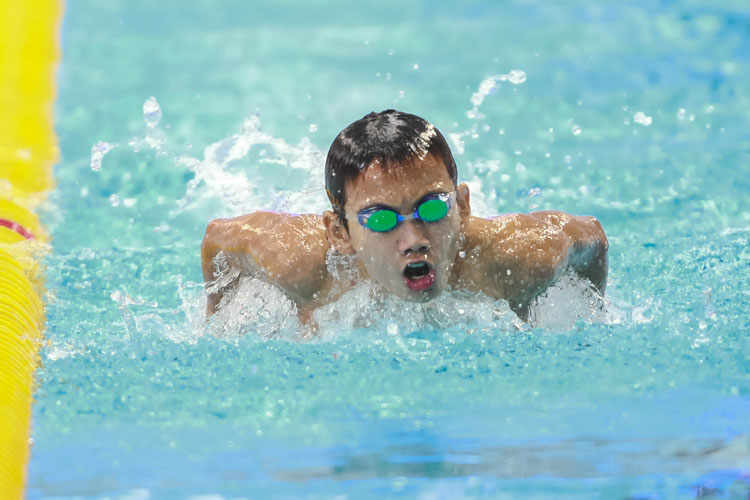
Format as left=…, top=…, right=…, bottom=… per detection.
left=201, top=154, right=609, bottom=323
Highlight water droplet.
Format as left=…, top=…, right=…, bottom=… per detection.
left=633, top=111, right=652, bottom=126
left=308, top=124, right=318, bottom=133
left=458, top=251, right=466, bottom=258
left=109, top=194, right=121, bottom=207
left=677, top=108, right=687, bottom=120
left=90, top=141, right=116, bottom=171
left=143, top=96, right=162, bottom=128
left=505, top=69, right=526, bottom=84
left=412, top=64, right=419, bottom=70
left=571, top=125, right=582, bottom=135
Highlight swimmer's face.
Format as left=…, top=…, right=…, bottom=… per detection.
left=326, top=154, right=470, bottom=301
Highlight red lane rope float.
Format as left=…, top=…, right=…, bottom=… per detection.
left=0, top=219, right=35, bottom=240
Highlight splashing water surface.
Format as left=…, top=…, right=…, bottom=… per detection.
left=30, top=0, right=750, bottom=498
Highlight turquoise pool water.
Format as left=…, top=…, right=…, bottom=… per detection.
left=30, top=0, right=749, bottom=498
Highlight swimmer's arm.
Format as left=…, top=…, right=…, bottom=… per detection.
left=479, top=211, right=608, bottom=319
left=529, top=210, right=609, bottom=292
left=200, top=212, right=330, bottom=316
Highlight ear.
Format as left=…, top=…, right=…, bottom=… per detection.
left=456, top=182, right=472, bottom=224
left=323, top=210, right=355, bottom=255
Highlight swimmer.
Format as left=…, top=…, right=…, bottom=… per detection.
left=201, top=110, right=608, bottom=323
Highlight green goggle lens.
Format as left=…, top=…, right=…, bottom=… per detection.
left=361, top=196, right=452, bottom=232
left=416, top=198, right=449, bottom=222
left=367, top=210, right=399, bottom=232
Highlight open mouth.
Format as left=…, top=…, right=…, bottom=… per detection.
left=403, top=261, right=436, bottom=292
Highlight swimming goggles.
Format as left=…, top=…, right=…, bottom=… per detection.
left=356, top=192, right=454, bottom=232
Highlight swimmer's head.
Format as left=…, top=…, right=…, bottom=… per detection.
left=325, top=110, right=457, bottom=222
left=323, top=110, right=471, bottom=302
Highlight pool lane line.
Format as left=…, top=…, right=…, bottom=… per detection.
left=0, top=0, right=63, bottom=497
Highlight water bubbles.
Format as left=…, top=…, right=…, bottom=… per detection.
left=571, top=124, right=582, bottom=136
left=308, top=124, right=318, bottom=133
left=412, top=64, right=419, bottom=70
left=448, top=133, right=465, bottom=155
left=528, top=187, right=541, bottom=197
left=677, top=108, right=687, bottom=120
left=90, top=141, right=117, bottom=171
left=505, top=69, right=527, bottom=85
left=468, top=70, right=526, bottom=110
left=633, top=111, right=652, bottom=126
left=108, top=194, right=121, bottom=207
left=143, top=96, right=162, bottom=128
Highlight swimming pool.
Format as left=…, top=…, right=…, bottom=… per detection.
left=29, top=0, right=749, bottom=497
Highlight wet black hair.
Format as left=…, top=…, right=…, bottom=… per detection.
left=325, top=110, right=457, bottom=226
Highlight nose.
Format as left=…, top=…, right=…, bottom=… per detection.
left=397, top=220, right=430, bottom=255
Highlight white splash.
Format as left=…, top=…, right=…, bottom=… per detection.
left=90, top=141, right=117, bottom=171
left=175, top=115, right=327, bottom=216
left=530, top=270, right=626, bottom=329
left=633, top=111, right=653, bottom=126
left=468, top=70, right=526, bottom=113
left=143, top=96, right=162, bottom=128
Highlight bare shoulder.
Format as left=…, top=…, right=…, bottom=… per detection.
left=526, top=210, right=607, bottom=245
left=464, top=212, right=571, bottom=263
left=461, top=211, right=607, bottom=317
left=202, top=211, right=330, bottom=304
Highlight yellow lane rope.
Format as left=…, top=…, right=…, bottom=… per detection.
left=0, top=0, right=62, bottom=496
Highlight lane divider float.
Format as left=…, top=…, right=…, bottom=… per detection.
left=0, top=0, right=63, bottom=496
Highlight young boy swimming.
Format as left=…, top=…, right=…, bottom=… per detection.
left=201, top=110, right=608, bottom=324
